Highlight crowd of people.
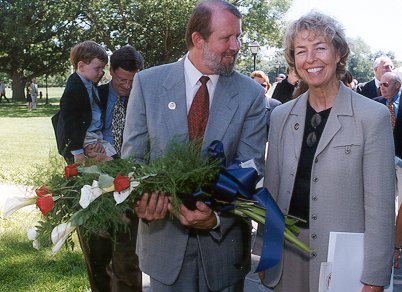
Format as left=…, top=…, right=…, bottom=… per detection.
left=48, top=0, right=402, bottom=291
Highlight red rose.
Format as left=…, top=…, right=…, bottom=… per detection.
left=35, top=186, right=50, bottom=197
left=114, top=175, right=130, bottom=192
left=64, top=164, right=79, bottom=179
left=36, top=196, right=54, bottom=215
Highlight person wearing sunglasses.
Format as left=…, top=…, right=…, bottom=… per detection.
left=251, top=70, right=281, bottom=136
left=356, top=55, right=394, bottom=99
left=374, top=72, right=402, bottom=270
left=260, top=11, right=395, bottom=292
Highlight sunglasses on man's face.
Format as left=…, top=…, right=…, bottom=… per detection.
left=379, top=82, right=395, bottom=88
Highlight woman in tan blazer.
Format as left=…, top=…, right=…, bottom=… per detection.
left=262, top=11, right=395, bottom=292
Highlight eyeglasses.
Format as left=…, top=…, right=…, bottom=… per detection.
left=306, top=113, right=322, bottom=147
left=115, top=76, right=134, bottom=86
left=379, top=82, right=395, bottom=88
left=261, top=83, right=268, bottom=88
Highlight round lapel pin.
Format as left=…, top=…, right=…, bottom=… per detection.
left=168, top=102, right=176, bottom=110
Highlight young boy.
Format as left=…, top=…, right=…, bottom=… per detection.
left=53, top=40, right=116, bottom=164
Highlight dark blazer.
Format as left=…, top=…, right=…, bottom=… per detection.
left=98, top=83, right=110, bottom=119
left=356, top=79, right=379, bottom=99
left=98, top=83, right=129, bottom=117
left=271, top=77, right=296, bottom=103
left=374, top=96, right=402, bottom=158
left=52, top=72, right=92, bottom=161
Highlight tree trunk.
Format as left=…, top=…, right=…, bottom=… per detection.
left=11, top=72, right=27, bottom=101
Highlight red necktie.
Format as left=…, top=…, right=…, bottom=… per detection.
left=387, top=100, right=396, bottom=129
left=188, top=76, right=210, bottom=141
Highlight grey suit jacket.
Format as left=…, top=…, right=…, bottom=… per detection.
left=263, top=83, right=395, bottom=290
left=121, top=58, right=267, bottom=290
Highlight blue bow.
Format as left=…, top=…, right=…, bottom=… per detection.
left=203, top=140, right=285, bottom=272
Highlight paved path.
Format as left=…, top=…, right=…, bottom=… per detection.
left=1, top=183, right=401, bottom=291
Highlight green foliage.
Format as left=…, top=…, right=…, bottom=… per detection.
left=0, top=0, right=293, bottom=98
left=347, top=37, right=374, bottom=83
left=130, top=141, right=221, bottom=209
left=347, top=37, right=401, bottom=83
left=33, top=141, right=221, bottom=246
left=82, top=0, right=292, bottom=68
left=0, top=0, right=87, bottom=100
left=237, top=0, right=292, bottom=47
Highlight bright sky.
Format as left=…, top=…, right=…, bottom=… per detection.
left=286, top=0, right=402, bottom=60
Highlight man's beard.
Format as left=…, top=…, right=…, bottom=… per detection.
left=202, top=45, right=238, bottom=76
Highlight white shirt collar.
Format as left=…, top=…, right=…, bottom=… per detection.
left=183, top=53, right=220, bottom=112
left=184, top=53, right=219, bottom=88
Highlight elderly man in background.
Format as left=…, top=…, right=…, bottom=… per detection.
left=373, top=72, right=402, bottom=271
left=356, top=55, right=394, bottom=99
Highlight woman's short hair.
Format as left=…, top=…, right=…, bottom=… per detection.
left=250, top=70, right=271, bottom=90
left=284, top=11, right=350, bottom=79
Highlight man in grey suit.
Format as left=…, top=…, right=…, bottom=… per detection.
left=356, top=55, right=394, bottom=99
left=121, top=0, right=266, bottom=291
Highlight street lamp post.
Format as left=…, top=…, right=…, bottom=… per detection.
left=248, top=39, right=260, bottom=72
left=44, top=61, right=49, bottom=105
left=45, top=74, right=49, bottom=105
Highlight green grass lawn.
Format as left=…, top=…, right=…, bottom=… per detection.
left=0, top=212, right=89, bottom=291
left=0, top=87, right=65, bottom=182
left=0, top=88, right=90, bottom=290
left=0, top=114, right=58, bottom=183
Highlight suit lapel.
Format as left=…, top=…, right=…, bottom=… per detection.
left=315, top=83, right=352, bottom=156
left=204, top=74, right=239, bottom=143
left=159, top=63, right=242, bottom=145
left=289, top=94, right=308, bottom=159
left=160, top=60, right=189, bottom=140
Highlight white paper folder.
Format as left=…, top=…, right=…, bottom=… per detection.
left=319, top=232, right=393, bottom=292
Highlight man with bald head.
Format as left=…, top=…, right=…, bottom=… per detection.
left=376, top=72, right=402, bottom=270
left=374, top=71, right=402, bottom=157
left=357, top=55, right=394, bottom=99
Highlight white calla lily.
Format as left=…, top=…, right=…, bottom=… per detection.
left=27, top=227, right=40, bottom=250
left=51, top=222, right=76, bottom=254
left=32, top=239, right=40, bottom=250
left=3, top=196, right=36, bottom=218
left=27, top=227, right=38, bottom=240
left=113, top=181, right=140, bottom=205
left=79, top=180, right=103, bottom=208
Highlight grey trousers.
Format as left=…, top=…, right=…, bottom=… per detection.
left=150, top=235, right=244, bottom=292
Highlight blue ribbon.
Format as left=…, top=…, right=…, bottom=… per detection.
left=204, top=140, right=285, bottom=272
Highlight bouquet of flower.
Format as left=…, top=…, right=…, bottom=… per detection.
left=4, top=140, right=310, bottom=270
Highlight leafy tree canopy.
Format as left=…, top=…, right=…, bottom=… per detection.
left=0, top=0, right=292, bottom=99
